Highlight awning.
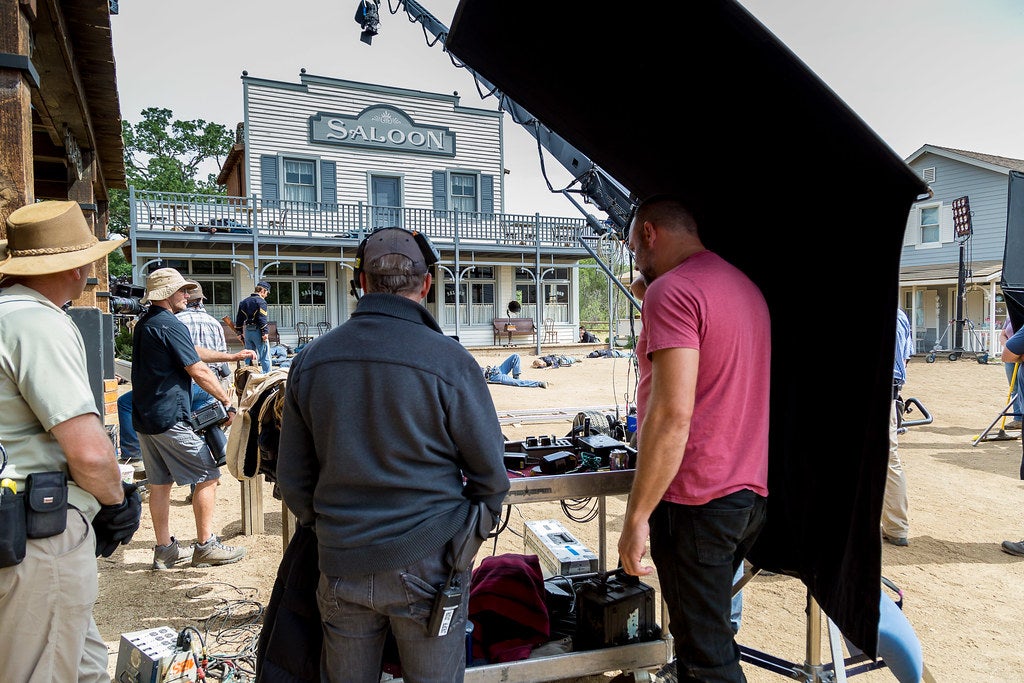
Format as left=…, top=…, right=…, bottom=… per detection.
left=448, top=0, right=928, bottom=656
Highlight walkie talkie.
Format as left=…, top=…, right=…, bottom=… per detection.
left=427, top=574, right=462, bottom=637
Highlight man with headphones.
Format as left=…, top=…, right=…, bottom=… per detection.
left=278, top=227, right=509, bottom=682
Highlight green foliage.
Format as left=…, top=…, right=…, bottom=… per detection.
left=108, top=250, right=132, bottom=279
left=114, top=325, right=133, bottom=361
left=108, top=107, right=235, bottom=235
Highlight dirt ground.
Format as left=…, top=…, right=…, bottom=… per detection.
left=98, top=348, right=1024, bottom=681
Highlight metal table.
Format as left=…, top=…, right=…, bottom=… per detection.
left=438, top=470, right=673, bottom=682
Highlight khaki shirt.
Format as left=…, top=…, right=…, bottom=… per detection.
left=0, top=284, right=102, bottom=519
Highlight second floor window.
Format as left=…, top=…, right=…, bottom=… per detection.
left=451, top=173, right=477, bottom=213
left=284, top=159, right=316, bottom=204
left=920, top=206, right=939, bottom=244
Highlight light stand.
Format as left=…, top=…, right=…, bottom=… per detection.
left=952, top=196, right=973, bottom=355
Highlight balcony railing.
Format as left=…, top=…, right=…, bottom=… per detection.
left=129, top=189, right=594, bottom=249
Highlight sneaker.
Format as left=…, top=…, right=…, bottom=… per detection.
left=1001, top=539, right=1024, bottom=557
left=539, top=381, right=549, bottom=388
left=883, top=534, right=909, bottom=547
left=652, top=660, right=678, bottom=683
left=152, top=537, right=194, bottom=570
left=191, top=534, right=246, bottom=567
left=1006, top=420, right=1022, bottom=430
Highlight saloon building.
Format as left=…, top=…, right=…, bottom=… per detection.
left=127, top=72, right=613, bottom=348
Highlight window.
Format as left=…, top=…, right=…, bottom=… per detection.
left=920, top=206, right=939, bottom=244
left=257, top=261, right=327, bottom=328
left=283, top=158, right=316, bottom=204
left=443, top=267, right=494, bottom=325
left=451, top=173, right=477, bottom=213
left=191, top=279, right=234, bottom=321
left=515, top=268, right=571, bottom=322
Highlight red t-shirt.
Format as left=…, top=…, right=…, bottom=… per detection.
left=636, top=250, right=770, bottom=505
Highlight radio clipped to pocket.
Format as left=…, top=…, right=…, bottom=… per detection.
left=25, top=471, right=68, bottom=539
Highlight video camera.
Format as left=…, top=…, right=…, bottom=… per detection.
left=109, top=279, right=147, bottom=316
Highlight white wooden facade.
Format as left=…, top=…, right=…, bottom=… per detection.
left=128, top=73, right=604, bottom=349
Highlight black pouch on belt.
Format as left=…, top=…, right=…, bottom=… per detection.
left=25, top=471, right=68, bottom=539
left=0, top=490, right=27, bottom=567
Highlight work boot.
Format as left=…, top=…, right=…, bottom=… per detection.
left=152, top=537, right=194, bottom=570
left=1001, top=539, right=1024, bottom=557
left=191, top=534, right=246, bottom=567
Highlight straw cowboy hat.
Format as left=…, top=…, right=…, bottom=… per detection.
left=0, top=200, right=126, bottom=276
left=141, top=267, right=198, bottom=304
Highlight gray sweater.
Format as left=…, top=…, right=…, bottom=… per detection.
left=277, top=293, right=509, bottom=576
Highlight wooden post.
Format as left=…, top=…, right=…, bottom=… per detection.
left=0, top=0, right=35, bottom=225
left=240, top=474, right=265, bottom=534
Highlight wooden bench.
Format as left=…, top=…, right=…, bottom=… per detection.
left=492, top=317, right=536, bottom=346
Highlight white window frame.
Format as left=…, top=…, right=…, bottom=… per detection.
left=904, top=201, right=954, bottom=250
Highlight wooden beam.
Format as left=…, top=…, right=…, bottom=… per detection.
left=0, top=0, right=35, bottom=224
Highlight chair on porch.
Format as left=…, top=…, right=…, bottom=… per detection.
left=317, top=321, right=331, bottom=336
left=543, top=318, right=559, bottom=344
left=295, top=322, right=312, bottom=345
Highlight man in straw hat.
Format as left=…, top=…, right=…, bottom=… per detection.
left=0, top=200, right=142, bottom=681
left=132, top=267, right=254, bottom=569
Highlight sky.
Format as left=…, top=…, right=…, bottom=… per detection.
left=110, top=0, right=1024, bottom=218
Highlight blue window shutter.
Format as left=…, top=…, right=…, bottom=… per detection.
left=261, top=155, right=280, bottom=208
left=432, top=170, right=448, bottom=212
left=320, top=160, right=337, bottom=211
left=481, top=174, right=494, bottom=214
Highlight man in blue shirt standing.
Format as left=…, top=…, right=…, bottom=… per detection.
left=883, top=308, right=915, bottom=547
left=1000, top=322, right=1024, bottom=556
left=235, top=281, right=272, bottom=373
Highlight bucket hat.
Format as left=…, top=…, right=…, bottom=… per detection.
left=187, top=282, right=207, bottom=302
left=0, top=201, right=126, bottom=276
left=141, top=268, right=198, bottom=304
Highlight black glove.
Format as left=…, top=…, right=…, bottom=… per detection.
left=92, top=481, right=142, bottom=558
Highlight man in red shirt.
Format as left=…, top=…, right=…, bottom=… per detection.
left=618, top=195, right=770, bottom=682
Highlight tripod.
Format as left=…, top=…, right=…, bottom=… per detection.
left=735, top=568, right=935, bottom=683
left=972, top=362, right=1021, bottom=445
left=926, top=317, right=990, bottom=364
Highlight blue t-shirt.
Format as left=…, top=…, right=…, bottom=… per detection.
left=131, top=306, right=202, bottom=434
left=1006, top=326, right=1024, bottom=357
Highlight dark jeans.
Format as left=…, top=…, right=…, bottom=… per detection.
left=649, top=489, right=767, bottom=683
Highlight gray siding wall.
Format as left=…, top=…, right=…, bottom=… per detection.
left=903, top=153, right=1009, bottom=267
left=244, top=75, right=503, bottom=212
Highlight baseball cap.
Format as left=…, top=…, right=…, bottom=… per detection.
left=361, top=228, right=429, bottom=275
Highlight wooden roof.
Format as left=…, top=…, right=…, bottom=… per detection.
left=30, top=1, right=125, bottom=197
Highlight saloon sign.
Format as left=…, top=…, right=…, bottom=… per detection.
left=309, top=105, right=455, bottom=157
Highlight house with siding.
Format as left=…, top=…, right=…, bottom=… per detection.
left=900, top=145, right=1024, bottom=358
left=128, top=73, right=613, bottom=348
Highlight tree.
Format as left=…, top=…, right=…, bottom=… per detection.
left=108, top=107, right=235, bottom=236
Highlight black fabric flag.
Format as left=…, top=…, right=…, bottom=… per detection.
left=447, top=0, right=927, bottom=656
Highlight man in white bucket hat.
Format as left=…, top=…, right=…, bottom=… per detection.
left=0, top=200, right=142, bottom=681
left=132, top=267, right=253, bottom=570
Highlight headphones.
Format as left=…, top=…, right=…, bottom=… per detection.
left=350, top=227, right=440, bottom=298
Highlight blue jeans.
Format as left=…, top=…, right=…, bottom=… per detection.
left=1005, top=362, right=1023, bottom=419
left=486, top=354, right=544, bottom=387
left=117, top=385, right=215, bottom=460
left=649, top=489, right=767, bottom=682
left=245, top=328, right=271, bottom=373
left=316, top=547, right=471, bottom=683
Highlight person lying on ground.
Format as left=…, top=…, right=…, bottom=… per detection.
left=483, top=353, right=548, bottom=388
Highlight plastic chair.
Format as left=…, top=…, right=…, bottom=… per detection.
left=295, top=322, right=312, bottom=345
